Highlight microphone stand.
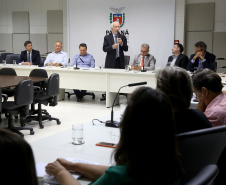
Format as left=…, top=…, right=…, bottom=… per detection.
left=74, top=58, right=80, bottom=70
left=105, top=82, right=147, bottom=128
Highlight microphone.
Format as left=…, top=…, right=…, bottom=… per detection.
left=74, top=57, right=80, bottom=70
left=80, top=57, right=85, bottom=63
left=105, top=81, right=147, bottom=128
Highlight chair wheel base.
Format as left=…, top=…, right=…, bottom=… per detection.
left=30, top=130, right=35, bottom=135
left=57, top=120, right=61, bottom=125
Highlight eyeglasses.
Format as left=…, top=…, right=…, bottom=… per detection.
left=141, top=50, right=148, bottom=53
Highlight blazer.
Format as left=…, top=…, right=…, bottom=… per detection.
left=103, top=33, right=128, bottom=69
left=186, top=51, right=216, bottom=71
left=17, top=49, right=41, bottom=65
left=130, top=53, right=156, bottom=71
left=167, top=54, right=189, bottom=69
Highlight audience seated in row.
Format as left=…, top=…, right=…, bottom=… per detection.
left=0, top=129, right=38, bottom=185
left=45, top=87, right=182, bottom=185
left=156, top=66, right=211, bottom=134
left=192, top=68, right=226, bottom=126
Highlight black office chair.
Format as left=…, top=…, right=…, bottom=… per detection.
left=39, top=57, right=46, bottom=67
left=29, top=69, right=49, bottom=116
left=0, top=52, right=13, bottom=63
left=5, top=54, right=20, bottom=64
left=21, top=73, right=61, bottom=129
left=0, top=68, right=17, bottom=97
left=124, top=55, right=130, bottom=66
left=2, top=79, right=35, bottom=137
left=185, top=164, right=219, bottom=185
left=213, top=61, right=217, bottom=72
left=177, top=125, right=226, bottom=184
left=65, top=90, right=95, bottom=100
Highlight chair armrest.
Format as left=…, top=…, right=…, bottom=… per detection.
left=185, top=164, right=219, bottom=185
left=2, top=94, right=8, bottom=103
left=33, top=86, right=41, bottom=90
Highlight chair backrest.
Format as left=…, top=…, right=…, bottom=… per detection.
left=177, top=125, right=226, bottom=184
left=29, top=68, right=48, bottom=78
left=185, top=164, right=219, bottom=185
left=39, top=57, right=46, bottom=67
left=0, top=88, right=2, bottom=112
left=0, top=53, right=13, bottom=63
left=213, top=61, right=217, bottom=72
left=15, top=79, right=34, bottom=105
left=0, top=68, right=17, bottom=76
left=5, top=54, right=20, bottom=64
left=124, top=55, right=130, bottom=66
left=46, top=73, right=59, bottom=96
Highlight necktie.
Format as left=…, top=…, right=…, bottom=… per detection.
left=141, top=56, right=144, bottom=67
left=115, top=35, right=119, bottom=58
left=28, top=53, right=31, bottom=62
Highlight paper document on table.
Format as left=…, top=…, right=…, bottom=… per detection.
left=36, top=158, right=99, bottom=184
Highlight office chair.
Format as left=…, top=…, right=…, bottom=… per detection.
left=39, top=57, right=46, bottom=67
left=29, top=68, right=49, bottom=116
left=213, top=61, right=217, bottom=72
left=185, top=164, right=219, bottom=185
left=5, top=54, right=20, bottom=64
left=177, top=125, right=226, bottom=184
left=0, top=52, right=13, bottom=63
left=0, top=68, right=17, bottom=97
left=1, top=79, right=35, bottom=137
left=21, top=73, right=61, bottom=129
left=65, top=90, right=95, bottom=100
left=124, top=55, right=130, bottom=66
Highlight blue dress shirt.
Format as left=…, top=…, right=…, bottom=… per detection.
left=71, top=53, right=95, bottom=68
left=44, top=51, right=68, bottom=66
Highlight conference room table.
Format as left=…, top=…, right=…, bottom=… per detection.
left=0, top=64, right=226, bottom=107
left=0, top=75, right=47, bottom=88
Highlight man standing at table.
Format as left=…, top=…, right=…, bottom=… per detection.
left=17, top=40, right=41, bottom=65
left=103, top=21, right=128, bottom=69
left=44, top=41, right=68, bottom=67
left=130, top=43, right=156, bottom=71
left=166, top=43, right=189, bottom=69
left=186, top=41, right=216, bottom=71
left=71, top=43, right=95, bottom=102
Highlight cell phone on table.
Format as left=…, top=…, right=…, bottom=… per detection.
left=96, top=142, right=116, bottom=148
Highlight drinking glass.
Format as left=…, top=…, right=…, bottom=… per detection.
left=2, top=60, right=6, bottom=65
left=13, top=60, right=16, bottom=66
left=72, top=124, right=84, bottom=145
left=125, top=65, right=130, bottom=72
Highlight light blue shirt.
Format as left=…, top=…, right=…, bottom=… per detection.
left=191, top=53, right=206, bottom=70
left=44, top=51, right=68, bottom=66
left=71, top=53, right=95, bottom=68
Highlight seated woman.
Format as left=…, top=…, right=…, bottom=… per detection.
left=192, top=68, right=226, bottom=126
left=156, top=66, right=211, bottom=134
left=0, top=129, right=38, bottom=185
left=45, top=87, right=182, bottom=185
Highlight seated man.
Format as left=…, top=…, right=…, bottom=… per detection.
left=71, top=43, right=95, bottom=102
left=17, top=40, right=40, bottom=65
left=192, top=68, right=226, bottom=126
left=186, top=41, right=216, bottom=71
left=166, top=43, right=188, bottom=69
left=44, top=41, right=68, bottom=67
left=130, top=43, right=156, bottom=71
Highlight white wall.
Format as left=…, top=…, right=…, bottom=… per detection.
left=0, top=0, right=67, bottom=51
left=68, top=0, right=175, bottom=68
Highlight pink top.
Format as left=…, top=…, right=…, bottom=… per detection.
left=204, top=93, right=226, bottom=127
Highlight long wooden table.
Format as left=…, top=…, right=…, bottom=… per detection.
left=0, top=75, right=47, bottom=88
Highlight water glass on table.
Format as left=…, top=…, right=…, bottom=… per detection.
left=2, top=60, right=6, bottom=65
left=125, top=65, right=130, bottom=72
left=72, top=124, right=84, bottom=145
left=13, top=60, right=16, bottom=66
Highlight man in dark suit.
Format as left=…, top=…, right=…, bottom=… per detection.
left=103, top=21, right=128, bottom=69
left=17, top=40, right=40, bottom=65
left=186, top=41, right=216, bottom=71
left=166, top=43, right=188, bottom=69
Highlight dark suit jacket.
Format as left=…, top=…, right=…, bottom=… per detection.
left=103, top=33, right=128, bottom=69
left=186, top=51, right=216, bottom=71
left=17, top=49, right=41, bottom=65
left=175, top=109, right=212, bottom=134
left=167, top=54, right=189, bottom=69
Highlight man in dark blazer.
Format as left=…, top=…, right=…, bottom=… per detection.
left=103, top=21, right=128, bottom=69
left=17, top=40, right=41, bottom=65
left=186, top=41, right=216, bottom=71
left=166, top=43, right=188, bottom=69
